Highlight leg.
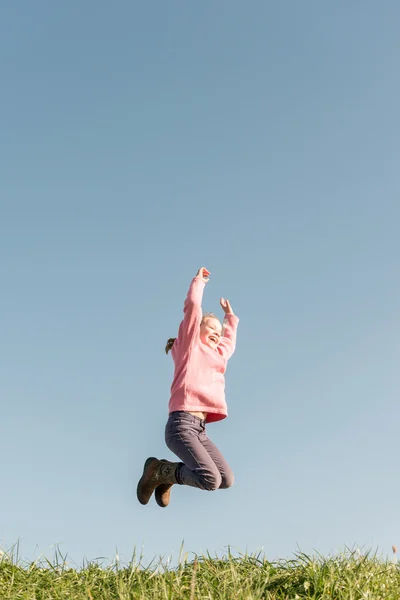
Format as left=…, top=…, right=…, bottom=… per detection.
left=165, top=412, right=222, bottom=491
left=199, top=430, right=234, bottom=489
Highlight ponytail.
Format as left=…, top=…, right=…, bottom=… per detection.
left=165, top=338, right=176, bottom=354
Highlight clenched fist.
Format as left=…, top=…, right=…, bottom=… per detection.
left=196, top=267, right=211, bottom=283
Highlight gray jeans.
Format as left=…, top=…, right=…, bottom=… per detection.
left=165, top=411, right=234, bottom=491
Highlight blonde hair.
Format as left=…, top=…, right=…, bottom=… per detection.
left=165, top=313, right=221, bottom=354
left=202, top=312, right=219, bottom=322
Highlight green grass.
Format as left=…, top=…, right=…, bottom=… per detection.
left=0, top=547, right=398, bottom=599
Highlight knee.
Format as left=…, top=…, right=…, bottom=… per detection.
left=200, top=471, right=222, bottom=491
left=219, top=472, right=234, bottom=489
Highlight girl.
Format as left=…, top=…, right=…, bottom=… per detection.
left=137, top=267, right=239, bottom=508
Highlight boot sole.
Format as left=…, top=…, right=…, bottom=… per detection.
left=155, top=483, right=171, bottom=508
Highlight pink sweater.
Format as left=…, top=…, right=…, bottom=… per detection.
left=168, top=276, right=239, bottom=423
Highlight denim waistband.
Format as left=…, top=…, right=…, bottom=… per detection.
left=169, top=411, right=206, bottom=427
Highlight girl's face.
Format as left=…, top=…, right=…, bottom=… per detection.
left=200, top=317, right=222, bottom=350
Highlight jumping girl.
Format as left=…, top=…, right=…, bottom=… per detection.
left=136, top=267, right=239, bottom=508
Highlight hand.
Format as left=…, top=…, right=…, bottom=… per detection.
left=196, top=267, right=210, bottom=282
left=220, top=297, right=233, bottom=314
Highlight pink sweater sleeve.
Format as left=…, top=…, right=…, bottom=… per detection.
left=217, top=313, right=239, bottom=360
left=175, top=276, right=205, bottom=350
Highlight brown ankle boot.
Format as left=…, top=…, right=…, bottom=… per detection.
left=137, top=457, right=179, bottom=506
left=154, top=459, right=179, bottom=508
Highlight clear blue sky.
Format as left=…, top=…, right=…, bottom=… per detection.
left=1, top=1, right=399, bottom=565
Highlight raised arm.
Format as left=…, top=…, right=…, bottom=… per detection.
left=176, top=267, right=210, bottom=348
left=217, top=298, right=239, bottom=360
